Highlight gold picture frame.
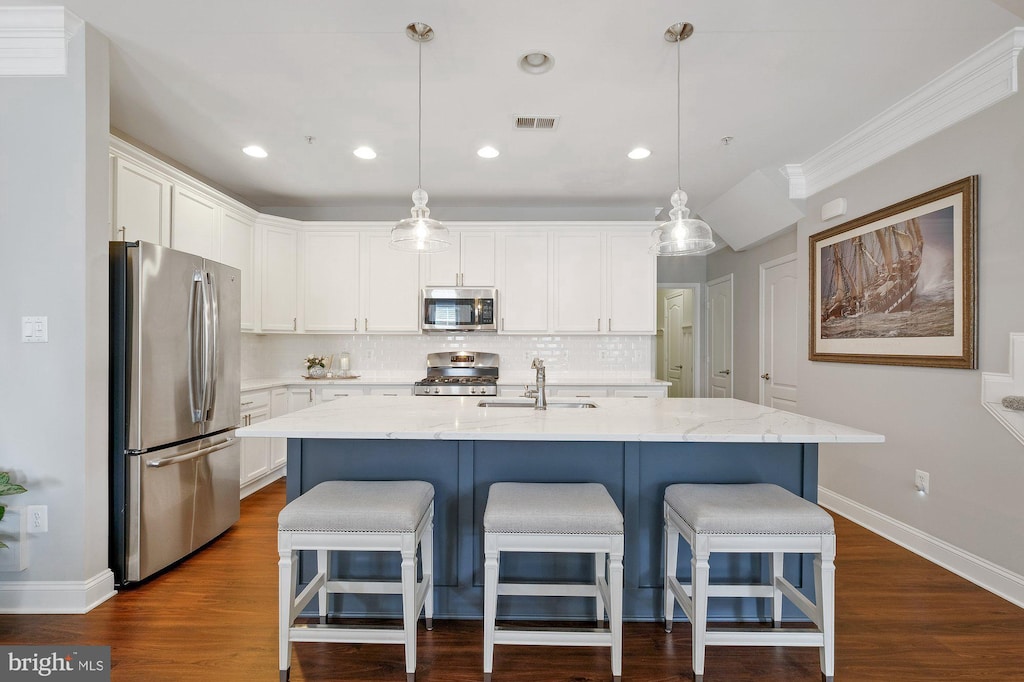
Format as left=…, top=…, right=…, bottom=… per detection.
left=809, top=176, right=977, bottom=369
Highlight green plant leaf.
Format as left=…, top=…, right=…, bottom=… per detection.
left=0, top=472, right=9, bottom=485
left=0, top=541, right=7, bottom=549
left=0, top=506, right=4, bottom=523
left=0, top=483, right=26, bottom=497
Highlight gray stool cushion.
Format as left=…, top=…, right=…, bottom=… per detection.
left=278, top=480, right=434, bottom=533
left=665, top=483, right=834, bottom=535
left=484, top=482, right=623, bottom=535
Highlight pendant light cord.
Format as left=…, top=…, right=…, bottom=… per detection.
left=417, top=40, right=423, bottom=190
left=675, top=38, right=681, bottom=192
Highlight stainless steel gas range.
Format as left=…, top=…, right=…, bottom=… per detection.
left=413, top=351, right=499, bottom=396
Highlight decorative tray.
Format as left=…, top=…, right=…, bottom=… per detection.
left=304, top=375, right=360, bottom=380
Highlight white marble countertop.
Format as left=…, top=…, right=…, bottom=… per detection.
left=235, top=395, right=884, bottom=444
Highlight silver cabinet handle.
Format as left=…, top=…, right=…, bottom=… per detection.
left=717, top=369, right=731, bottom=376
left=241, top=400, right=254, bottom=407
left=501, top=317, right=505, bottom=332
left=364, top=318, right=368, bottom=332
left=354, top=318, right=358, bottom=332
left=673, top=365, right=683, bottom=369
left=308, top=388, right=314, bottom=402
left=608, top=318, right=612, bottom=332
left=292, top=317, right=296, bottom=331
left=597, top=318, right=601, bottom=332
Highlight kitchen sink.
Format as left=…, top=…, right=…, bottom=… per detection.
left=476, top=400, right=598, bottom=409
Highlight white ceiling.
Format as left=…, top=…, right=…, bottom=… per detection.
left=13, top=1, right=1024, bottom=219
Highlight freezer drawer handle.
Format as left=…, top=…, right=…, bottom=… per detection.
left=146, top=437, right=236, bottom=468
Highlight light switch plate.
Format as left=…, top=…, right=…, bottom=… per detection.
left=21, top=316, right=48, bottom=343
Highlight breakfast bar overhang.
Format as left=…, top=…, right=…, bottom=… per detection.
left=238, top=396, right=883, bottom=621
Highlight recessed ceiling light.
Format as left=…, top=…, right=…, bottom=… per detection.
left=242, top=145, right=267, bottom=158
left=477, top=146, right=500, bottom=159
left=353, top=146, right=377, bottom=160
left=628, top=147, right=651, bottom=160
left=518, top=51, right=555, bottom=74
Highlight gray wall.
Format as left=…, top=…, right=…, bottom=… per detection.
left=795, top=89, right=1024, bottom=577
left=707, top=229, right=797, bottom=403
left=0, top=26, right=111, bottom=596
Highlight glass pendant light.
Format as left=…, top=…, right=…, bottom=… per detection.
left=390, top=22, right=450, bottom=253
left=651, top=22, right=715, bottom=257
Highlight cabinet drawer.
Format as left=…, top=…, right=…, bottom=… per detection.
left=612, top=388, right=666, bottom=398
left=321, top=387, right=367, bottom=401
left=552, top=388, right=608, bottom=398
left=369, top=387, right=412, bottom=397
left=240, top=389, right=271, bottom=410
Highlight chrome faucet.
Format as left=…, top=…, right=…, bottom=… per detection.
left=525, top=357, right=547, bottom=410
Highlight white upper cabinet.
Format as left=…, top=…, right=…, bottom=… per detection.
left=112, top=156, right=171, bottom=246
left=551, top=229, right=656, bottom=334
left=361, top=234, right=421, bottom=333
left=303, top=230, right=360, bottom=332
left=260, top=223, right=298, bottom=331
left=421, top=230, right=496, bottom=287
left=605, top=231, right=656, bottom=333
left=498, top=231, right=550, bottom=333
left=219, top=209, right=256, bottom=331
left=172, top=185, right=220, bottom=260
left=552, top=232, right=604, bottom=332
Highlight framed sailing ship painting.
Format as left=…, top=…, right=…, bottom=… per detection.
left=809, top=176, right=977, bottom=368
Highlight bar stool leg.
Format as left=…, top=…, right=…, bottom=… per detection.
left=691, top=538, right=711, bottom=682
left=594, top=551, right=607, bottom=624
left=316, top=549, right=329, bottom=623
left=770, top=551, right=784, bottom=625
left=609, top=547, right=624, bottom=679
left=278, top=548, right=296, bottom=682
left=401, top=546, right=418, bottom=676
left=817, top=540, right=837, bottom=682
left=664, top=511, right=679, bottom=632
left=422, top=513, right=434, bottom=631
left=483, top=541, right=499, bottom=675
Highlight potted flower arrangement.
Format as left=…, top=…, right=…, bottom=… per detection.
left=305, top=354, right=329, bottom=379
left=0, top=472, right=27, bottom=549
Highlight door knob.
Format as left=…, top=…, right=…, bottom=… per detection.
left=673, top=365, right=683, bottom=369
left=717, top=369, right=731, bottom=376
left=761, top=373, right=770, bottom=380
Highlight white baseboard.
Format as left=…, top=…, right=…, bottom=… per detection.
left=819, top=487, right=1024, bottom=609
left=240, top=464, right=285, bottom=499
left=0, top=569, right=116, bottom=613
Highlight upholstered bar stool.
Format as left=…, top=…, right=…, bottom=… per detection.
left=663, top=483, right=836, bottom=682
left=483, top=482, right=624, bottom=679
left=278, top=480, right=434, bottom=682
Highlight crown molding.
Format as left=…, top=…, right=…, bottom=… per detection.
left=784, top=27, right=1024, bottom=199
left=0, top=7, right=83, bottom=76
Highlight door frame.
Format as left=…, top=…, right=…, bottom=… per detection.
left=657, top=283, right=702, bottom=399
left=758, top=253, right=798, bottom=407
left=706, top=274, right=734, bottom=398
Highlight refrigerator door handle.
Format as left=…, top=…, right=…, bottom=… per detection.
left=202, top=270, right=218, bottom=422
left=145, top=437, right=236, bottom=468
left=188, top=269, right=206, bottom=423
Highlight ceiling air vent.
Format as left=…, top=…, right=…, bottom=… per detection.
left=515, top=115, right=560, bottom=130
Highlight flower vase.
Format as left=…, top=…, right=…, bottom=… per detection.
left=308, top=365, right=327, bottom=379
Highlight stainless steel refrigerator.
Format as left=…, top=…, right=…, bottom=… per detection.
left=109, top=240, right=241, bottom=586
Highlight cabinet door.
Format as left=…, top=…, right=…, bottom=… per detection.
left=304, top=231, right=360, bottom=332
left=420, top=233, right=462, bottom=286
left=288, top=386, right=317, bottom=412
left=362, top=234, right=420, bottom=333
left=460, top=231, right=496, bottom=286
left=270, top=388, right=289, bottom=469
left=499, top=232, right=549, bottom=333
left=172, top=186, right=220, bottom=260
left=112, top=157, right=171, bottom=245
left=220, top=210, right=255, bottom=331
left=606, top=232, right=656, bottom=334
left=240, top=406, right=271, bottom=483
left=261, top=226, right=298, bottom=331
left=553, top=233, right=603, bottom=333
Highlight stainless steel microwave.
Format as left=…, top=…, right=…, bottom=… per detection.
left=421, top=287, right=497, bottom=332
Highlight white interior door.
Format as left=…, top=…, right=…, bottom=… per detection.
left=707, top=275, right=734, bottom=398
left=664, top=290, right=694, bottom=397
left=759, top=255, right=799, bottom=410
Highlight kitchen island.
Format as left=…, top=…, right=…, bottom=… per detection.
left=238, top=396, right=882, bottom=621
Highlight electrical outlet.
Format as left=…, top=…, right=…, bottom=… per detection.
left=27, top=505, right=47, bottom=533
left=914, top=470, right=930, bottom=495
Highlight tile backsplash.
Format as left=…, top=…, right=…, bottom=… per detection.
left=242, top=333, right=654, bottom=381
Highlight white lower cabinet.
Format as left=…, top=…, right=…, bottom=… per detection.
left=270, top=388, right=288, bottom=469
left=288, top=386, right=318, bottom=411
left=239, top=390, right=271, bottom=489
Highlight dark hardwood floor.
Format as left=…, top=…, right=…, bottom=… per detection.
left=3, top=479, right=1023, bottom=681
